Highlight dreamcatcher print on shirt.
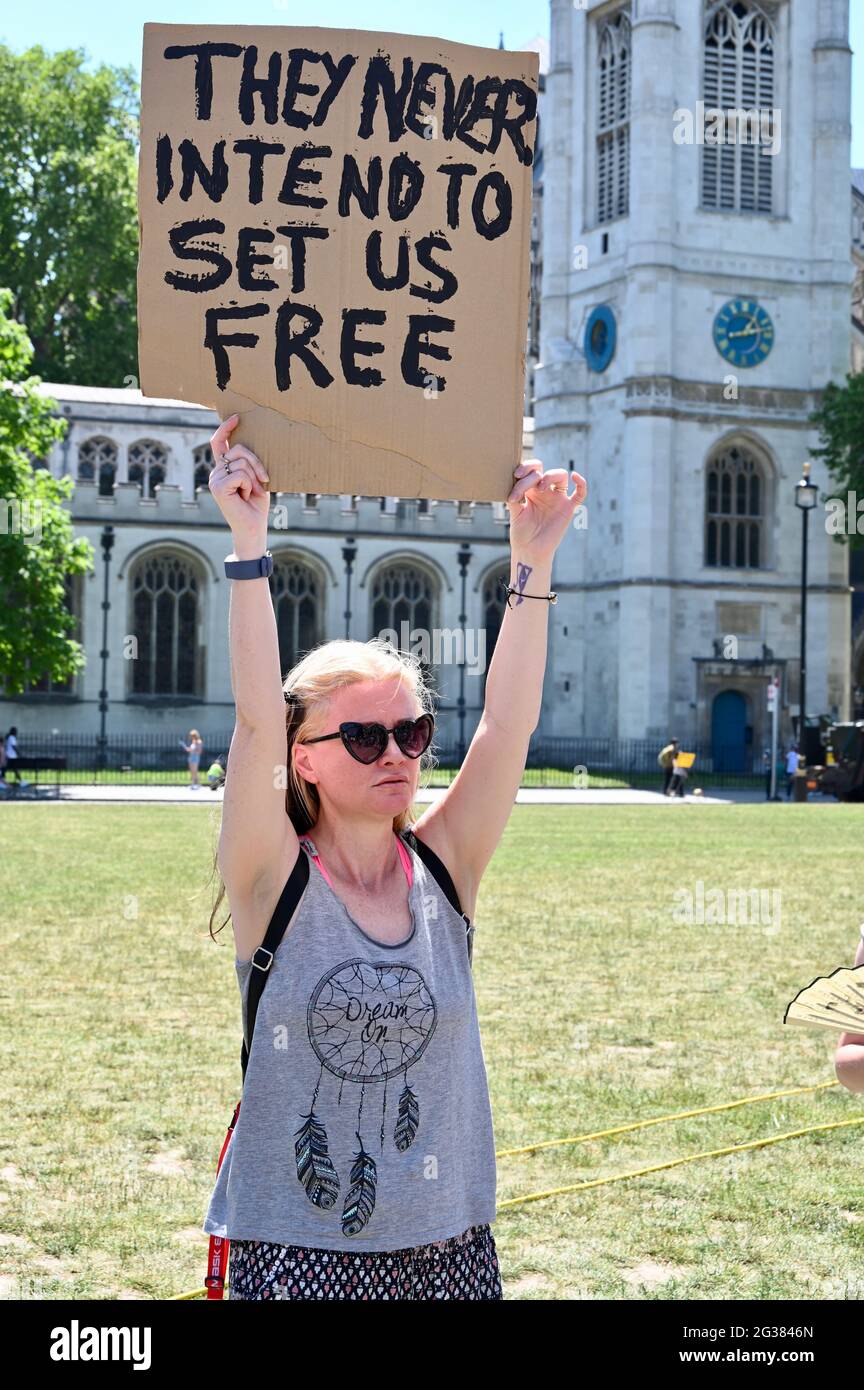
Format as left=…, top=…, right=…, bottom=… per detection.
left=295, top=958, right=438, bottom=1237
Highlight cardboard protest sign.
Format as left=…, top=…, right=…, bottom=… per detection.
left=137, top=25, right=538, bottom=500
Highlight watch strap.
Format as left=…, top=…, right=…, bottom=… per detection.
left=224, top=550, right=273, bottom=579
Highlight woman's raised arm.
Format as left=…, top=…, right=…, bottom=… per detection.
left=208, top=415, right=300, bottom=913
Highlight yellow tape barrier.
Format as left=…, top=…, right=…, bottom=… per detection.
left=170, top=1079, right=859, bottom=1299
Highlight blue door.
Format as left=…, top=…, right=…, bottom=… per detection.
left=712, top=690, right=748, bottom=773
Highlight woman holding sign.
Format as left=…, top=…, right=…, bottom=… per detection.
left=201, top=411, right=587, bottom=1300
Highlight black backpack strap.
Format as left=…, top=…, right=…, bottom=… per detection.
left=240, top=843, right=310, bottom=1084
left=400, top=827, right=474, bottom=964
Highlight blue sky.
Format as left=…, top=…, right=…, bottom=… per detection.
left=2, top=0, right=862, bottom=166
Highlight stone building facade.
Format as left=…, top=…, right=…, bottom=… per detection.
left=534, top=0, right=860, bottom=766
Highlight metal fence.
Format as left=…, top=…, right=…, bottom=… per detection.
left=4, top=731, right=764, bottom=791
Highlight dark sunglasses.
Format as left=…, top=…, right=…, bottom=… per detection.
left=301, top=713, right=435, bottom=765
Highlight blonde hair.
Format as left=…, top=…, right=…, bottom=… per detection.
left=189, top=729, right=201, bottom=741
left=208, top=638, right=437, bottom=941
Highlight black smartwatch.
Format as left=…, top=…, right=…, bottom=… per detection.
left=224, top=550, right=274, bottom=579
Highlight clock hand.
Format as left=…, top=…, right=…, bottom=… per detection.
left=727, top=325, right=759, bottom=339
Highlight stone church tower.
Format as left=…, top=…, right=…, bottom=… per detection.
left=535, top=0, right=854, bottom=766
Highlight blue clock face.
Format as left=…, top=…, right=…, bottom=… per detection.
left=713, top=298, right=774, bottom=367
left=584, top=305, right=616, bottom=372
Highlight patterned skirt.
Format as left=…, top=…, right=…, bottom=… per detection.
left=228, top=1222, right=503, bottom=1300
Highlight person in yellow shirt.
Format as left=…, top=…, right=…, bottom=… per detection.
left=657, top=738, right=679, bottom=796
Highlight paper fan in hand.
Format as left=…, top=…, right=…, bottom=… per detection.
left=784, top=966, right=864, bottom=1034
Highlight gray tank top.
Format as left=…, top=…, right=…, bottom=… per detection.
left=202, top=831, right=497, bottom=1251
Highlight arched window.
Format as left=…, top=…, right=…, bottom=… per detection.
left=128, top=440, right=168, bottom=498
left=193, top=443, right=212, bottom=492
left=271, top=555, right=322, bottom=674
left=481, top=566, right=509, bottom=697
left=705, top=444, right=766, bottom=569
left=702, top=1, right=776, bottom=214
left=130, top=551, right=202, bottom=695
left=77, top=437, right=117, bottom=496
left=371, top=563, right=437, bottom=690
left=596, top=9, right=631, bottom=224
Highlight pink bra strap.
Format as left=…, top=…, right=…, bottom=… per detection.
left=395, top=834, right=414, bottom=888
left=301, top=830, right=413, bottom=890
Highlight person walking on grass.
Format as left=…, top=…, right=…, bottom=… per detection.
left=658, top=737, right=679, bottom=796
left=200, top=411, right=587, bottom=1301
left=181, top=730, right=204, bottom=788
left=785, top=743, right=799, bottom=799
left=667, top=748, right=689, bottom=798
left=4, top=727, right=21, bottom=785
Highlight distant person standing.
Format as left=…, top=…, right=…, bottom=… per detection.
left=180, top=730, right=204, bottom=789
left=0, top=733, right=6, bottom=786
left=4, top=727, right=21, bottom=784
left=658, top=738, right=679, bottom=796
left=668, top=749, right=689, bottom=798
left=785, top=744, right=800, bottom=799
left=205, top=753, right=227, bottom=791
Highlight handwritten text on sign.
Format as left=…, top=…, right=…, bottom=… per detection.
left=137, top=27, right=538, bottom=498
left=151, top=41, right=536, bottom=393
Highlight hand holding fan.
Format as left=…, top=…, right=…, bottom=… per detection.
left=784, top=965, right=864, bottom=1035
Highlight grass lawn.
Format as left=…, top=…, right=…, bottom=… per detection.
left=1, top=802, right=862, bottom=1301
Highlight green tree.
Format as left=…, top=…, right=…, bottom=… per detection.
left=0, top=44, right=139, bottom=386
left=0, top=286, right=93, bottom=696
left=809, top=371, right=864, bottom=550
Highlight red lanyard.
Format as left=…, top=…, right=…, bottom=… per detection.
left=205, top=1101, right=240, bottom=1299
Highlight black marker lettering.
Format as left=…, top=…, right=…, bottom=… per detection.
left=156, top=134, right=173, bottom=202
left=204, top=302, right=268, bottom=389
left=490, top=79, right=537, bottom=165
left=387, top=152, right=424, bottom=221
left=238, top=46, right=282, bottom=125
left=437, top=163, right=476, bottom=228
left=338, top=155, right=382, bottom=218
left=232, top=139, right=286, bottom=204
left=405, top=61, right=448, bottom=138
left=456, top=76, right=501, bottom=154
left=358, top=55, right=413, bottom=140
left=237, top=227, right=277, bottom=292
left=163, top=43, right=243, bottom=122
left=340, top=308, right=386, bottom=386
left=400, top=314, right=454, bottom=390
left=165, top=219, right=232, bottom=292
left=441, top=72, right=475, bottom=140
left=471, top=171, right=512, bottom=239
left=275, top=301, right=335, bottom=389
left=274, top=225, right=330, bottom=293
left=365, top=230, right=409, bottom=291
left=177, top=139, right=229, bottom=201
left=278, top=143, right=331, bottom=207
left=411, top=234, right=457, bottom=303
left=311, top=52, right=358, bottom=126
left=281, top=49, right=321, bottom=129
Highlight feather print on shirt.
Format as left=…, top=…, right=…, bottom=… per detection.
left=341, top=1134, right=378, bottom=1236
left=294, top=1109, right=340, bottom=1209
left=295, top=958, right=438, bottom=1237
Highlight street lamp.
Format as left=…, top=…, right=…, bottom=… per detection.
left=97, top=525, right=115, bottom=773
left=794, top=461, right=818, bottom=749
left=341, top=537, right=357, bottom=640
left=456, top=544, right=472, bottom=762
